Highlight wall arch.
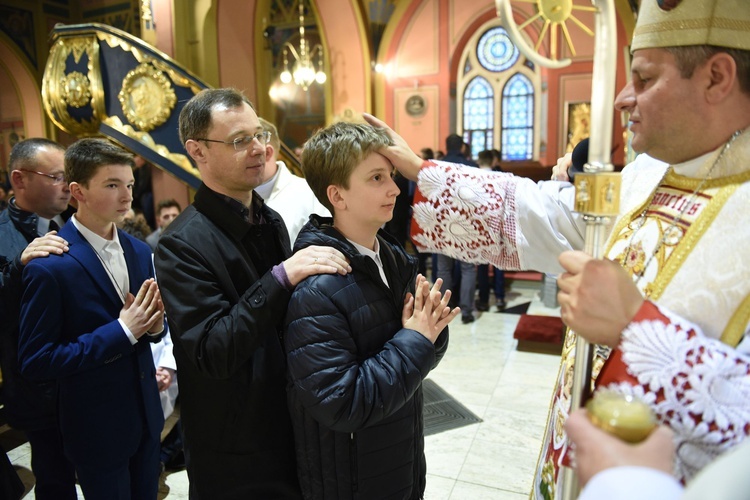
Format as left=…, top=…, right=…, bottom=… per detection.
left=0, top=32, right=46, bottom=140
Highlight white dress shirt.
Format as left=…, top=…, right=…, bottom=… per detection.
left=71, top=216, right=137, bottom=344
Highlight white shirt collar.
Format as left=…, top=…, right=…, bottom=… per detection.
left=347, top=237, right=389, bottom=288
left=71, top=215, right=123, bottom=254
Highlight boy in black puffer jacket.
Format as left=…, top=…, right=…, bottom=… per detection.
left=284, top=122, right=460, bottom=500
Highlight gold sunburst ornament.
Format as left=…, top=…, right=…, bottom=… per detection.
left=497, top=0, right=596, bottom=67
left=118, top=62, right=176, bottom=132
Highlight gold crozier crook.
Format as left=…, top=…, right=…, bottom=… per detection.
left=496, top=0, right=620, bottom=498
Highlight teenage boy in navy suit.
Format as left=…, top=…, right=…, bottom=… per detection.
left=18, top=138, right=166, bottom=500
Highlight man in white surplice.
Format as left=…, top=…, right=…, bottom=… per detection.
left=364, top=0, right=750, bottom=496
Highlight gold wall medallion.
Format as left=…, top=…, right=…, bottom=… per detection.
left=405, top=95, right=427, bottom=117
left=118, top=62, right=177, bottom=131
left=61, top=71, right=92, bottom=108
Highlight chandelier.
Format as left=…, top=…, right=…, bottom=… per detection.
left=280, top=0, right=326, bottom=91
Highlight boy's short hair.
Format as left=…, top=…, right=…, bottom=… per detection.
left=179, top=88, right=254, bottom=145
left=64, top=138, right=135, bottom=186
left=445, top=134, right=463, bottom=152
left=301, top=122, right=394, bottom=214
left=477, top=150, right=494, bottom=167
left=157, top=198, right=182, bottom=214
left=420, top=147, right=434, bottom=160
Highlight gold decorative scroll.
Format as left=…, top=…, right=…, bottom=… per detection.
left=118, top=61, right=177, bottom=131
left=42, top=35, right=105, bottom=136
left=95, top=31, right=204, bottom=94
left=102, top=115, right=199, bottom=178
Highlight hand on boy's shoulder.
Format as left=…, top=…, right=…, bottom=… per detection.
left=402, top=275, right=461, bottom=344
left=283, top=245, right=352, bottom=286
left=21, top=231, right=69, bottom=265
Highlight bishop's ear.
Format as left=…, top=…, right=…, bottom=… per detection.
left=704, top=52, right=737, bottom=104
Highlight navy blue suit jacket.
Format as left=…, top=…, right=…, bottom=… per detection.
left=18, top=222, right=164, bottom=467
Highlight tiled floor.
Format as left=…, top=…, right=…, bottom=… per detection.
left=7, top=277, right=562, bottom=499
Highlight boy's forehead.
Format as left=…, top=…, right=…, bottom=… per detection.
left=354, top=151, right=394, bottom=174
left=91, top=163, right=135, bottom=180
left=364, top=151, right=392, bottom=165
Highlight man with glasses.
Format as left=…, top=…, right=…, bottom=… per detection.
left=154, top=88, right=351, bottom=499
left=0, top=138, right=76, bottom=499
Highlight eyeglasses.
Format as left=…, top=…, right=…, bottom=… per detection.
left=196, top=131, right=272, bottom=151
left=19, top=169, right=66, bottom=185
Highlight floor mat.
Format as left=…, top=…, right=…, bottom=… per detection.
left=423, top=379, right=482, bottom=436
left=502, top=301, right=531, bottom=315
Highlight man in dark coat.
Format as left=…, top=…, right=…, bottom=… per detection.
left=154, top=88, right=351, bottom=499
left=0, top=138, right=76, bottom=499
left=285, top=122, right=458, bottom=499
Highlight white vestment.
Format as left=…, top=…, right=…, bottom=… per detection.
left=260, top=161, right=330, bottom=245
left=411, top=129, right=750, bottom=497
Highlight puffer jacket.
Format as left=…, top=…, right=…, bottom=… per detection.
left=284, top=215, right=449, bottom=500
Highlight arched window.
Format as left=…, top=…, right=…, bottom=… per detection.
left=457, top=24, right=540, bottom=161
left=502, top=74, right=534, bottom=161
left=463, top=77, right=494, bottom=157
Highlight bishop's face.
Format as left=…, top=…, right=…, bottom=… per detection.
left=615, top=48, right=707, bottom=164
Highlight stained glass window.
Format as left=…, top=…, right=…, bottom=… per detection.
left=459, top=23, right=538, bottom=162
left=477, top=27, right=519, bottom=72
left=463, top=77, right=494, bottom=158
left=501, top=73, right=534, bottom=160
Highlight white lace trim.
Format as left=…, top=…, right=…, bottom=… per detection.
left=413, top=162, right=522, bottom=269
left=601, top=316, right=750, bottom=482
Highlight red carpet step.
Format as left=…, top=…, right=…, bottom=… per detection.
left=513, top=314, right=564, bottom=355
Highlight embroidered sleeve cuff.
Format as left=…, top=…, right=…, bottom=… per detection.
left=631, top=300, right=666, bottom=323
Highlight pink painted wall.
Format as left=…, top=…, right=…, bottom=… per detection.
left=217, top=0, right=258, bottom=103
left=154, top=0, right=175, bottom=58
left=150, top=0, right=192, bottom=211
left=379, top=0, right=630, bottom=167
left=383, top=0, right=499, bottom=154
left=315, top=0, right=369, bottom=116
left=0, top=38, right=45, bottom=140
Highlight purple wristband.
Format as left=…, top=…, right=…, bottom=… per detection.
left=272, top=263, right=293, bottom=290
